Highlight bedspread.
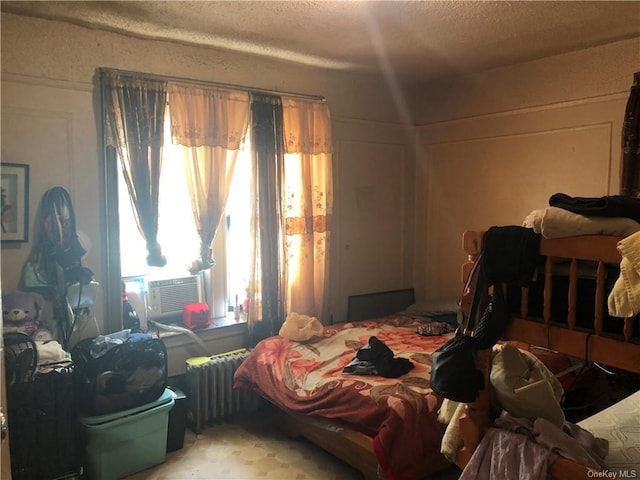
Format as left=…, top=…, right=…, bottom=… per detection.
left=233, top=314, right=453, bottom=480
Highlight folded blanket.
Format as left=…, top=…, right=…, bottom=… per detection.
left=523, top=207, right=640, bottom=239
left=608, top=231, right=640, bottom=317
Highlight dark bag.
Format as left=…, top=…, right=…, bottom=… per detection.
left=430, top=253, right=488, bottom=402
left=430, top=334, right=484, bottom=402
left=473, top=283, right=509, bottom=350
left=430, top=247, right=513, bottom=402
left=71, top=333, right=167, bottom=416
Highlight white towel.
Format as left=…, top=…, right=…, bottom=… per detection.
left=608, top=231, right=640, bottom=317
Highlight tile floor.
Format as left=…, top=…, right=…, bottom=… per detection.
left=124, top=410, right=461, bottom=480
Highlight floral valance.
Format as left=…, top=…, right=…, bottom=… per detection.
left=282, top=97, right=333, bottom=155
left=169, top=83, right=250, bottom=149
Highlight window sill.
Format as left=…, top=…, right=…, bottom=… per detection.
left=150, top=312, right=247, bottom=343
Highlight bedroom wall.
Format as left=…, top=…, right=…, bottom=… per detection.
left=414, top=37, right=640, bottom=304
left=0, top=12, right=416, bottom=346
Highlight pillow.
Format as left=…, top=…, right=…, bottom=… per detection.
left=278, top=312, right=323, bottom=342
left=490, top=343, right=565, bottom=428
left=402, top=299, right=459, bottom=318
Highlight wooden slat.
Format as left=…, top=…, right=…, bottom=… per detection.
left=568, top=259, right=577, bottom=329
left=544, top=256, right=552, bottom=324
left=594, top=261, right=606, bottom=336
left=503, top=318, right=550, bottom=350
left=462, top=231, right=484, bottom=256
left=550, top=457, right=600, bottom=479
left=455, top=349, right=492, bottom=471
left=520, top=286, right=528, bottom=319
left=464, top=232, right=623, bottom=263
left=540, top=235, right=622, bottom=263
left=589, top=336, right=640, bottom=374
left=504, top=317, right=640, bottom=373
left=624, top=317, right=634, bottom=343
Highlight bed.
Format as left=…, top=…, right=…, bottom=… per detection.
left=233, top=313, right=456, bottom=480
left=456, top=229, right=640, bottom=478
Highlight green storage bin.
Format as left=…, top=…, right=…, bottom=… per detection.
left=80, top=388, right=175, bottom=479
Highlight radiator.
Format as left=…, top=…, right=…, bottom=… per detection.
left=185, top=348, right=261, bottom=433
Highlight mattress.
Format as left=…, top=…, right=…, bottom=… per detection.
left=578, top=390, right=640, bottom=470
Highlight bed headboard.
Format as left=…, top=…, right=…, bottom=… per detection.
left=347, top=288, right=415, bottom=322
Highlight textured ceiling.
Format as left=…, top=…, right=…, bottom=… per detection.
left=3, top=1, right=640, bottom=82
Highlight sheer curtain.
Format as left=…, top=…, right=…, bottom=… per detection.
left=168, top=84, right=250, bottom=274
left=282, top=97, right=333, bottom=321
left=246, top=95, right=333, bottom=344
left=621, top=72, right=640, bottom=197
left=102, top=71, right=168, bottom=266
left=247, top=94, right=286, bottom=343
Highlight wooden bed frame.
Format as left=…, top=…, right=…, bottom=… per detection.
left=457, top=230, right=640, bottom=478
left=277, top=408, right=451, bottom=480
left=266, top=289, right=453, bottom=480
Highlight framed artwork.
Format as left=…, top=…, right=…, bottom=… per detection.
left=1, top=163, right=29, bottom=243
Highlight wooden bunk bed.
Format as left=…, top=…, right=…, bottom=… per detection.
left=456, top=230, right=640, bottom=478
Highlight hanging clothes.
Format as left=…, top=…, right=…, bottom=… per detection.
left=21, top=187, right=93, bottom=349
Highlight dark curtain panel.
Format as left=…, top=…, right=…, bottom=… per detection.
left=621, top=72, right=640, bottom=197
left=101, top=70, right=168, bottom=266
left=249, top=94, right=286, bottom=344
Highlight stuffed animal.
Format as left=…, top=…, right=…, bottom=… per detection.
left=2, top=290, right=53, bottom=342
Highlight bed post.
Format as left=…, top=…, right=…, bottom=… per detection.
left=456, top=231, right=492, bottom=468
left=456, top=348, right=491, bottom=468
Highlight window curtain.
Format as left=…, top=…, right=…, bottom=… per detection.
left=168, top=84, right=250, bottom=274
left=621, top=72, right=640, bottom=197
left=281, top=97, right=333, bottom=321
left=247, top=94, right=286, bottom=344
left=102, top=71, right=168, bottom=266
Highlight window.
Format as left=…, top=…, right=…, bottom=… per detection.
left=118, top=110, right=251, bottom=317
left=102, top=69, right=333, bottom=338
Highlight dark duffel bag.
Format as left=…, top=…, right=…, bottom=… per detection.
left=71, top=332, right=168, bottom=416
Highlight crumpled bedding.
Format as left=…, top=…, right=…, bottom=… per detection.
left=439, top=343, right=573, bottom=463
left=522, top=206, right=640, bottom=239
left=234, top=314, right=452, bottom=480
left=458, top=411, right=609, bottom=479
left=459, top=427, right=557, bottom=480
left=494, top=411, right=608, bottom=469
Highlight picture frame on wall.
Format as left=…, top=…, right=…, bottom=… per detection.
left=1, top=162, right=29, bottom=243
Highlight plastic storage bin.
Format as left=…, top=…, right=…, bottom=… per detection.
left=79, top=388, right=175, bottom=479
left=166, top=387, right=188, bottom=452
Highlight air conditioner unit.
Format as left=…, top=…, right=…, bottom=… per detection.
left=147, top=275, right=202, bottom=321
